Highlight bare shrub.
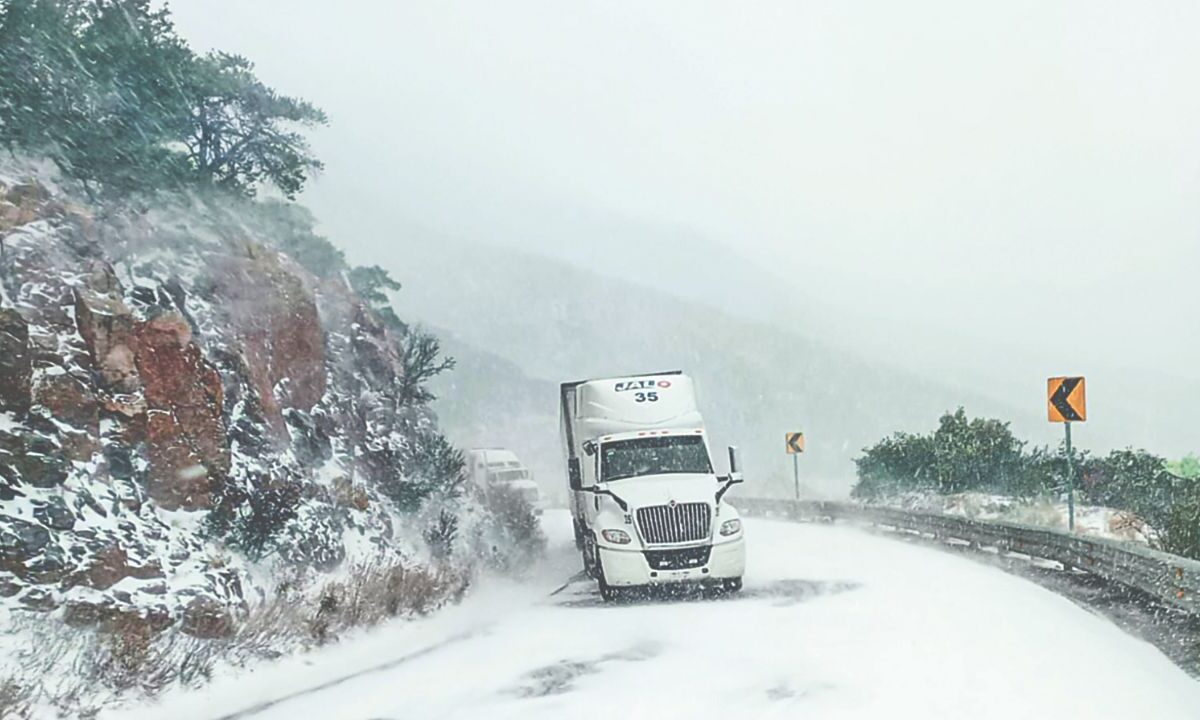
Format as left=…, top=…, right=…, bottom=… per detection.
left=392, top=565, right=467, bottom=615
left=101, top=615, right=155, bottom=691
left=0, top=556, right=468, bottom=717
left=0, top=678, right=32, bottom=720
left=158, top=634, right=222, bottom=689
left=3, top=614, right=96, bottom=714
left=232, top=591, right=306, bottom=660
left=306, top=561, right=469, bottom=645
left=308, top=583, right=342, bottom=646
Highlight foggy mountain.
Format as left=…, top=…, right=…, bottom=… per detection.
left=422, top=204, right=830, bottom=336
left=166, top=0, right=1199, bottom=460
left=391, top=232, right=1027, bottom=498
left=411, top=204, right=1194, bottom=461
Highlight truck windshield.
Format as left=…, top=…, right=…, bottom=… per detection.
left=489, top=468, right=529, bottom=483
left=600, top=435, right=712, bottom=482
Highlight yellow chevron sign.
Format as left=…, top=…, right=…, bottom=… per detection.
left=786, top=432, right=805, bottom=454
left=1047, top=377, right=1086, bottom=423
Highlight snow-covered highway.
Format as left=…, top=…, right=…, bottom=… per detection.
left=113, top=510, right=1200, bottom=720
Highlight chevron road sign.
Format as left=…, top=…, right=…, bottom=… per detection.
left=1048, top=376, right=1086, bottom=531
left=785, top=432, right=805, bottom=454
left=1048, top=377, right=1086, bottom=423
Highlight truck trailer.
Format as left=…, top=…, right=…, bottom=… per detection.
left=560, top=371, right=746, bottom=600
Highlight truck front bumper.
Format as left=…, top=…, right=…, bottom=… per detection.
left=598, top=537, right=745, bottom=587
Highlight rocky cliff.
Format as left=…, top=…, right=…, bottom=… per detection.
left=0, top=166, right=476, bottom=644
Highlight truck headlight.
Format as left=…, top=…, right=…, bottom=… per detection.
left=601, top=529, right=631, bottom=544
left=719, top=519, right=742, bottom=536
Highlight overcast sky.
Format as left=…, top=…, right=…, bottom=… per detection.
left=169, top=1, right=1200, bottom=450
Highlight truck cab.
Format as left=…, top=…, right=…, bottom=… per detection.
left=466, top=448, right=542, bottom=515
left=560, top=372, right=746, bottom=600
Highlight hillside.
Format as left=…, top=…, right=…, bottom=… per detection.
left=0, top=5, right=538, bottom=713
left=0, top=167, right=539, bottom=714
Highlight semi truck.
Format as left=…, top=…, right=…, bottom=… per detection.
left=466, top=448, right=543, bottom=515
left=559, top=371, right=746, bottom=600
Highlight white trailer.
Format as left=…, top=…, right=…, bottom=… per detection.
left=560, top=371, right=746, bottom=600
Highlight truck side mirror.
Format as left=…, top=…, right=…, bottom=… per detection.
left=568, top=458, right=582, bottom=490
left=727, top=446, right=743, bottom=484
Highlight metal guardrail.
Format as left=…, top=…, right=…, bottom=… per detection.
left=732, top=497, right=1200, bottom=616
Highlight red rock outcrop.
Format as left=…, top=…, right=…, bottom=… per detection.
left=134, top=312, right=228, bottom=511
left=180, top=596, right=234, bottom=639
left=1, top=174, right=467, bottom=650
left=64, top=545, right=164, bottom=592
left=211, top=250, right=326, bottom=438
left=30, top=370, right=99, bottom=462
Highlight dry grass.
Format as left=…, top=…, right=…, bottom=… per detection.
left=307, top=562, right=468, bottom=646
left=0, top=558, right=470, bottom=718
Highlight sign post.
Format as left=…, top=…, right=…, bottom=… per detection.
left=792, top=454, right=799, bottom=500
left=785, top=432, right=805, bottom=500
left=1064, top=422, right=1074, bottom=531
left=1047, top=377, right=1086, bottom=532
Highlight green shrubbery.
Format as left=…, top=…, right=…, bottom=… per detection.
left=1168, top=454, right=1200, bottom=480
left=0, top=0, right=325, bottom=199
left=853, top=408, right=1200, bottom=559
left=852, top=409, right=1054, bottom=500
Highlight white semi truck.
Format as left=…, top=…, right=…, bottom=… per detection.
left=466, top=448, right=543, bottom=515
left=560, top=371, right=746, bottom=600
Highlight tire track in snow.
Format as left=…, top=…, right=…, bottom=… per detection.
left=212, top=572, right=592, bottom=719
left=211, top=628, right=483, bottom=720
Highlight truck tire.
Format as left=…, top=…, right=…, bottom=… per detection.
left=573, top=520, right=586, bottom=551
left=723, top=577, right=743, bottom=593
left=598, top=574, right=619, bottom=602
left=594, top=544, right=620, bottom=602
left=582, top=533, right=599, bottom=579
left=584, top=534, right=620, bottom=602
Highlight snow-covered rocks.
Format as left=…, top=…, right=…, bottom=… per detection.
left=0, top=172, right=465, bottom=635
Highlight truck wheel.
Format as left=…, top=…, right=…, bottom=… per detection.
left=585, top=535, right=620, bottom=601
left=595, top=548, right=621, bottom=602
left=582, top=533, right=598, bottom=578
left=723, top=577, right=743, bottom=593
left=598, top=575, right=619, bottom=602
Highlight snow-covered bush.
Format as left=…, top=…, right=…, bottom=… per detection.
left=1081, top=449, right=1200, bottom=559
left=854, top=409, right=1200, bottom=559
left=473, top=485, right=548, bottom=574
left=853, top=408, right=1043, bottom=499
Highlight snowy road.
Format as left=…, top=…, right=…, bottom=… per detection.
left=116, top=511, right=1200, bottom=720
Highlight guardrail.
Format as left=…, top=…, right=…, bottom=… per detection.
left=732, top=497, right=1200, bottom=616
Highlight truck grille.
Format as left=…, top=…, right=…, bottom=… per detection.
left=637, top=502, right=711, bottom=544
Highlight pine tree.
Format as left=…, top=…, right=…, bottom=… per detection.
left=181, top=52, right=327, bottom=198
left=0, top=0, right=327, bottom=198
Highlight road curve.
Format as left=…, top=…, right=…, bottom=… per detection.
left=113, top=510, right=1200, bottom=720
